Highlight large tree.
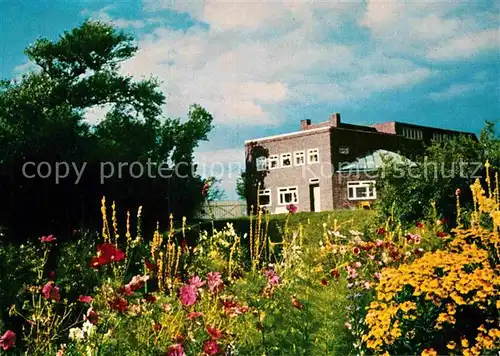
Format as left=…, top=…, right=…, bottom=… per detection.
left=0, top=21, right=213, bottom=239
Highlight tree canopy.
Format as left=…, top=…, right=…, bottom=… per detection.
left=0, top=20, right=213, bottom=240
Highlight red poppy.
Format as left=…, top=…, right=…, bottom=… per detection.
left=167, top=343, right=186, bottom=356
left=291, top=295, right=304, bottom=310
left=85, top=308, right=99, bottom=325
left=203, top=340, right=220, bottom=355
left=89, top=243, right=126, bottom=268
left=286, top=204, right=297, bottom=214
left=321, top=278, right=328, bottom=286
left=202, top=183, right=210, bottom=197
left=109, top=296, right=128, bottom=313
left=145, top=259, right=155, bottom=272
left=330, top=268, right=340, bottom=279
left=144, top=294, right=156, bottom=303
left=0, top=330, right=15, bottom=351
left=207, top=326, right=223, bottom=340
left=376, top=227, right=386, bottom=235
left=78, top=295, right=93, bottom=303
left=40, top=234, right=56, bottom=243
left=42, top=282, right=61, bottom=301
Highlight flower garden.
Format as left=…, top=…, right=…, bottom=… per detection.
left=0, top=172, right=499, bottom=355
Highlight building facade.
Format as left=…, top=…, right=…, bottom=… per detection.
left=244, top=113, right=475, bottom=213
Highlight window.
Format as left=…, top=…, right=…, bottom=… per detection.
left=258, top=189, right=271, bottom=207
left=339, top=146, right=349, bottom=155
left=281, top=153, right=292, bottom=167
left=256, top=157, right=267, bottom=171
left=294, top=151, right=305, bottom=166
left=402, top=127, right=423, bottom=140
left=347, top=181, right=377, bottom=201
left=432, top=132, right=448, bottom=142
left=308, top=148, right=319, bottom=164
left=268, top=155, right=279, bottom=169
left=278, top=186, right=299, bottom=205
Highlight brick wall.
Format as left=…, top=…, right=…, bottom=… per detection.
left=245, top=128, right=334, bottom=213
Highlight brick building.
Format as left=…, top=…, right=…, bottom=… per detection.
left=244, top=113, right=475, bottom=213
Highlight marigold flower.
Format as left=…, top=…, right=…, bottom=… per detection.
left=203, top=340, right=220, bottom=355
left=0, top=330, right=15, bottom=351
left=40, top=234, right=56, bottom=243
left=179, top=285, right=197, bottom=306
left=42, top=281, right=61, bottom=301
left=167, top=343, right=186, bottom=356
left=421, top=348, right=437, bottom=356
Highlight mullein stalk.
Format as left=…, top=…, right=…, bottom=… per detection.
left=101, top=197, right=110, bottom=243
left=112, top=200, right=119, bottom=246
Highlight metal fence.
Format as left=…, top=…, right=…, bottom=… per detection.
left=196, top=200, right=247, bottom=220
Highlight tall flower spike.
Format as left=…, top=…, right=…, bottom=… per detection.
left=101, top=197, right=110, bottom=243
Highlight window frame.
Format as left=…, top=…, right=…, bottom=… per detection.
left=403, top=127, right=423, bottom=140
left=258, top=189, right=272, bottom=207
left=294, top=150, right=305, bottom=166
left=308, top=148, right=320, bottom=164
left=347, top=181, right=377, bottom=201
left=277, top=186, right=299, bottom=205
left=280, top=152, right=292, bottom=168
left=268, top=155, right=279, bottom=170
left=256, top=156, right=267, bottom=171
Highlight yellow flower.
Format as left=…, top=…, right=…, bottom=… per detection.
left=446, top=341, right=456, bottom=350
left=421, top=348, right=437, bottom=356
left=461, top=336, right=469, bottom=348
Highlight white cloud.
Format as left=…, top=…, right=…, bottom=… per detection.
left=360, top=0, right=499, bottom=61
left=428, top=83, right=476, bottom=100
left=427, top=29, right=500, bottom=60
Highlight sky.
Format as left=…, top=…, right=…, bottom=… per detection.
left=1, top=0, right=499, bottom=199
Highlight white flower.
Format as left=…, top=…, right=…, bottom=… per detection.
left=82, top=320, right=96, bottom=337
left=69, top=327, right=85, bottom=341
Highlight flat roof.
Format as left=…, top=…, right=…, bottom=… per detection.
left=244, top=126, right=331, bottom=144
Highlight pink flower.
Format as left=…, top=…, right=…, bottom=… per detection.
left=206, top=272, right=224, bottom=293
left=0, top=330, right=16, bottom=351
left=264, top=269, right=280, bottom=286
left=188, top=275, right=206, bottom=289
left=167, top=343, right=186, bottom=356
left=124, top=275, right=149, bottom=294
left=353, top=261, right=361, bottom=268
left=78, top=295, right=93, bottom=303
left=203, top=340, right=220, bottom=355
left=373, top=272, right=382, bottom=280
left=375, top=239, right=384, bottom=247
left=286, top=204, right=297, bottom=214
left=41, top=281, right=60, bottom=301
left=456, top=188, right=461, bottom=196
left=364, top=281, right=371, bottom=290
left=40, top=234, right=56, bottom=243
left=179, top=285, right=197, bottom=306
left=345, top=322, right=352, bottom=330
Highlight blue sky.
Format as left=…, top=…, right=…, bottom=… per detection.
left=1, top=0, right=499, bottom=198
